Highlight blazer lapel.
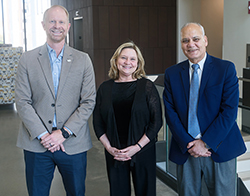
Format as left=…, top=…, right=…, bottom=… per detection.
left=57, top=45, right=73, bottom=99
left=199, top=54, right=214, bottom=96
left=180, top=61, right=190, bottom=105
left=38, top=44, right=55, bottom=98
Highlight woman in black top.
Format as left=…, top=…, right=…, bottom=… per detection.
left=93, top=42, right=162, bottom=196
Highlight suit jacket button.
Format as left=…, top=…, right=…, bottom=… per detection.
left=48, top=120, right=52, bottom=124
left=51, top=103, right=55, bottom=107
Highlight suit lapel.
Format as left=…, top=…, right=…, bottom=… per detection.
left=199, top=54, right=214, bottom=97
left=38, top=44, right=55, bottom=98
left=180, top=61, right=190, bottom=104
left=57, top=45, right=73, bottom=99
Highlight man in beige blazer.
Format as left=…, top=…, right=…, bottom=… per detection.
left=15, top=5, right=96, bottom=196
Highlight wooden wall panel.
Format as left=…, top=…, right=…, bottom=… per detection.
left=167, top=7, right=176, bottom=47
left=124, top=0, right=134, bottom=6
left=51, top=0, right=176, bottom=87
left=134, top=0, right=153, bottom=6
left=109, top=7, right=120, bottom=48
left=129, top=7, right=139, bottom=43
left=104, top=0, right=113, bottom=6
left=92, top=0, right=104, bottom=6
left=99, top=6, right=110, bottom=48
left=87, top=7, right=94, bottom=49
left=68, top=10, right=74, bottom=47
left=163, top=47, right=175, bottom=71
left=119, top=7, right=130, bottom=43
left=93, top=49, right=105, bottom=86
left=104, top=49, right=114, bottom=77
left=158, top=7, right=168, bottom=48
left=154, top=48, right=163, bottom=74
left=113, top=1, right=123, bottom=6
left=154, top=0, right=173, bottom=6
left=92, top=6, right=99, bottom=49
left=143, top=48, right=154, bottom=74
left=148, top=7, right=158, bottom=48
left=139, top=7, right=149, bottom=47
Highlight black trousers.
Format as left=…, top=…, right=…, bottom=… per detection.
left=105, top=145, right=156, bottom=196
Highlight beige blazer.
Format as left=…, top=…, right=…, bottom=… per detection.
left=15, top=44, right=96, bottom=155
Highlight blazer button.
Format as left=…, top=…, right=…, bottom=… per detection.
left=51, top=103, right=55, bottom=107
left=48, top=120, right=52, bottom=124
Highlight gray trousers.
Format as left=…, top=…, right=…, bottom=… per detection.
left=177, top=156, right=236, bottom=196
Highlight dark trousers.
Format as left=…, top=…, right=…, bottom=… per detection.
left=24, top=150, right=87, bottom=196
left=105, top=145, right=156, bottom=196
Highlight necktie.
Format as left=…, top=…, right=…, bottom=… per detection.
left=188, top=64, right=200, bottom=138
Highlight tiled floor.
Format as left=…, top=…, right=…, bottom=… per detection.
left=0, top=104, right=177, bottom=196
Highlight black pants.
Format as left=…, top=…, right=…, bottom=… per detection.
left=105, top=145, right=156, bottom=196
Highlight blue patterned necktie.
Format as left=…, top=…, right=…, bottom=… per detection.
left=188, top=64, right=200, bottom=138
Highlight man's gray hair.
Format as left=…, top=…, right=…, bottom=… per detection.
left=181, top=22, right=205, bottom=36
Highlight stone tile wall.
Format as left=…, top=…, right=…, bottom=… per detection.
left=0, top=47, right=23, bottom=104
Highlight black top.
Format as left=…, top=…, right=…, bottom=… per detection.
left=112, top=81, right=136, bottom=147
left=93, top=77, right=163, bottom=165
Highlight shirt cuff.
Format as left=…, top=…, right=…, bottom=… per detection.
left=64, top=126, right=73, bottom=135
left=37, top=131, right=48, bottom=140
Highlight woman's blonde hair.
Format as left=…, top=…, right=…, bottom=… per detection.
left=108, top=42, right=146, bottom=80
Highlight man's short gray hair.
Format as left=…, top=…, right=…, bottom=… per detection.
left=181, top=22, right=205, bottom=36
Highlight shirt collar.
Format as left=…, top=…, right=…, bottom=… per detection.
left=46, top=43, right=65, bottom=60
left=189, top=53, right=207, bottom=72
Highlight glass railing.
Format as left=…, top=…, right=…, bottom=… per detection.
left=149, top=73, right=250, bottom=196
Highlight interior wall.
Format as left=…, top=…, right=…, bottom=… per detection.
left=201, top=0, right=224, bottom=59
left=177, top=0, right=201, bottom=63
left=177, top=0, right=223, bottom=63
left=51, top=0, right=176, bottom=87
left=91, top=0, right=176, bottom=87
left=223, top=0, right=250, bottom=98
left=223, top=0, right=250, bottom=79
left=50, top=0, right=94, bottom=58
left=177, top=0, right=248, bottom=98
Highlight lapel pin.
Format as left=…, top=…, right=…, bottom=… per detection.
left=67, top=59, right=72, bottom=63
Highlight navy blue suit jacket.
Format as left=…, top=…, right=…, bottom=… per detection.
left=163, top=53, right=246, bottom=165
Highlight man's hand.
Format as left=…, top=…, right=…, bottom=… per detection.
left=40, top=130, right=66, bottom=152
left=187, top=139, right=211, bottom=158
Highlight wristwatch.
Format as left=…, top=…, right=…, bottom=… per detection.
left=60, top=127, right=70, bottom=139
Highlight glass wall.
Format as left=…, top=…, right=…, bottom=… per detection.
left=24, top=0, right=50, bottom=50
left=154, top=75, right=178, bottom=192
left=2, top=0, right=24, bottom=47
left=0, top=0, right=50, bottom=50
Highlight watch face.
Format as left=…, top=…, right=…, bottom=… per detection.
left=63, top=132, right=69, bottom=138
left=61, top=129, right=70, bottom=138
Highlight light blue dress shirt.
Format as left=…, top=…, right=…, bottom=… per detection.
left=48, top=44, right=64, bottom=128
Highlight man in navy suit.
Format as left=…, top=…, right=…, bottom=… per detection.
left=163, top=22, right=246, bottom=195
